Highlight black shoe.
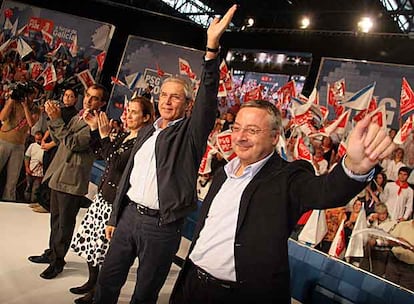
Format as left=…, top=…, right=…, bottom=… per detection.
left=74, top=289, right=94, bottom=304
left=28, top=254, right=50, bottom=264
left=40, top=265, right=63, bottom=279
left=69, top=283, right=93, bottom=295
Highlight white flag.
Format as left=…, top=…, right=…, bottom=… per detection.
left=341, top=82, right=376, bottom=110
left=328, top=219, right=346, bottom=259
left=298, top=210, right=327, bottom=247
left=345, top=206, right=368, bottom=259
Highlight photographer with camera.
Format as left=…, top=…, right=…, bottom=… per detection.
left=0, top=83, right=40, bottom=201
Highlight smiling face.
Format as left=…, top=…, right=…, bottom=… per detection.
left=126, top=101, right=149, bottom=131
left=231, top=107, right=279, bottom=167
left=158, top=81, right=189, bottom=124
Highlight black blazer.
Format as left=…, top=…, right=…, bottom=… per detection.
left=109, top=57, right=220, bottom=226
left=172, top=153, right=367, bottom=303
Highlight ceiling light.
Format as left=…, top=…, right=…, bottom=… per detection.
left=247, top=18, right=254, bottom=27
left=276, top=54, right=286, bottom=64
left=358, top=17, right=373, bottom=33
left=300, top=17, right=310, bottom=29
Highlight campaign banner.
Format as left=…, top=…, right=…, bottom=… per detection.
left=0, top=0, right=115, bottom=93
left=107, top=35, right=204, bottom=120
left=316, top=57, right=414, bottom=129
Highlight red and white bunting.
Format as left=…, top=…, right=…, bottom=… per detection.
left=400, top=77, right=414, bottom=117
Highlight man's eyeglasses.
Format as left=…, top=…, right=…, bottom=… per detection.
left=230, top=125, right=275, bottom=136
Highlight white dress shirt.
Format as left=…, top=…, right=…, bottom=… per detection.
left=127, top=117, right=183, bottom=210
left=190, top=153, right=273, bottom=281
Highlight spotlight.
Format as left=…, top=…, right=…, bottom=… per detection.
left=242, top=55, right=247, bottom=61
left=226, top=51, right=233, bottom=62
left=358, top=17, right=373, bottom=33
left=258, top=53, right=267, bottom=63
left=275, top=54, right=286, bottom=64
left=247, top=18, right=254, bottom=27
left=300, top=17, right=310, bottom=29
left=241, top=25, right=246, bottom=31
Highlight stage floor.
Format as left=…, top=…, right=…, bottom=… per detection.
left=0, top=201, right=190, bottom=304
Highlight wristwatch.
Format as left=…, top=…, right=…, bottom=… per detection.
left=206, top=46, right=220, bottom=53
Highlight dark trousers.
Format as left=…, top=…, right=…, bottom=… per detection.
left=49, top=189, right=81, bottom=268
left=94, top=203, right=182, bottom=304
left=170, top=261, right=290, bottom=304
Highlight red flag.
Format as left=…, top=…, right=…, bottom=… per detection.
left=77, top=70, right=95, bottom=90
left=394, top=114, right=414, bottom=145
left=178, top=58, right=196, bottom=80
left=277, top=80, right=296, bottom=108
left=4, top=9, right=13, bottom=19
left=41, top=30, right=54, bottom=48
left=29, top=61, right=43, bottom=79
left=198, top=144, right=216, bottom=174
left=337, top=141, right=347, bottom=158
left=353, top=97, right=377, bottom=122
left=293, top=136, right=312, bottom=162
left=96, top=51, right=106, bottom=71
left=38, top=64, right=57, bottom=86
left=244, top=85, right=263, bottom=103
left=327, top=79, right=346, bottom=106
left=216, top=130, right=237, bottom=161
left=156, top=63, right=165, bottom=77
left=400, top=78, right=414, bottom=117
left=328, top=219, right=346, bottom=259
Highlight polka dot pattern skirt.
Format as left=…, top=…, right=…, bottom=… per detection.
left=71, top=192, right=112, bottom=266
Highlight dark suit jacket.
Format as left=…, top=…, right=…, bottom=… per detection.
left=109, top=57, right=220, bottom=226
left=172, top=153, right=368, bottom=303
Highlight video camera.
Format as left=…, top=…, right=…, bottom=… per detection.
left=9, top=80, right=44, bottom=102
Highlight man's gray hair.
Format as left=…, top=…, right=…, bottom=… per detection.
left=240, top=100, right=282, bottom=132
left=161, top=76, right=194, bottom=102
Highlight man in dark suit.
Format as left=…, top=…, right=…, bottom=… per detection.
left=94, top=5, right=238, bottom=304
left=170, top=100, right=395, bottom=304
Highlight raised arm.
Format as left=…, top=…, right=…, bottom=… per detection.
left=345, top=115, right=395, bottom=174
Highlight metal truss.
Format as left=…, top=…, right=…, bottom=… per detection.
left=160, top=0, right=215, bottom=27
left=380, top=0, right=414, bottom=32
